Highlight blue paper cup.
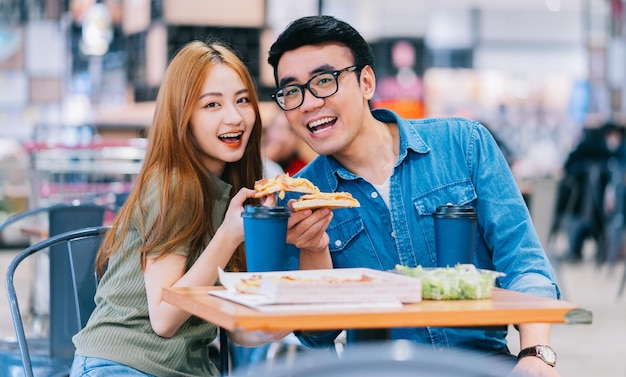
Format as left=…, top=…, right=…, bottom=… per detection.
left=433, top=205, right=478, bottom=267
left=241, top=205, right=291, bottom=272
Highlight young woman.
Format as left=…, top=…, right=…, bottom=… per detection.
left=71, top=40, right=288, bottom=377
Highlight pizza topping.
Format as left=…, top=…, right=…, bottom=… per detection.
left=234, top=273, right=377, bottom=294
left=254, top=173, right=320, bottom=199
left=297, top=192, right=357, bottom=201
left=253, top=174, right=360, bottom=210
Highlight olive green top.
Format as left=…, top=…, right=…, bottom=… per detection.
left=73, top=173, right=232, bottom=376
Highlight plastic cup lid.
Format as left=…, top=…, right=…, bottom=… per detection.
left=434, top=204, right=477, bottom=218
left=241, top=205, right=291, bottom=218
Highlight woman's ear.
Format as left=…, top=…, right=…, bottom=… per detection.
left=360, top=65, right=376, bottom=100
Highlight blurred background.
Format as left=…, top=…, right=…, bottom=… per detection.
left=0, top=0, right=614, bottom=212
left=1, top=0, right=626, bottom=376
left=0, top=0, right=612, bottom=216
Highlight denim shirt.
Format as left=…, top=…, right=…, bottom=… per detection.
left=283, top=109, right=560, bottom=354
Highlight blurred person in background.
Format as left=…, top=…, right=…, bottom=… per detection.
left=265, top=15, right=561, bottom=377
left=262, top=110, right=313, bottom=176
left=70, top=40, right=288, bottom=377
left=372, top=39, right=425, bottom=119
left=553, top=121, right=625, bottom=263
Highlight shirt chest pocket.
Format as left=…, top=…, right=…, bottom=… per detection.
left=413, top=179, right=478, bottom=216
left=327, top=212, right=364, bottom=252
left=410, top=180, right=478, bottom=264
left=326, top=211, right=392, bottom=270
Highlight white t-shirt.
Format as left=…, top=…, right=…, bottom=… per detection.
left=372, top=177, right=391, bottom=208
left=263, top=158, right=284, bottom=178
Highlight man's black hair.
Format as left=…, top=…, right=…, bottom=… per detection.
left=267, top=15, right=375, bottom=86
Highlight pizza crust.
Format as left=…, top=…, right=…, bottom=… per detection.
left=292, top=198, right=360, bottom=211
left=254, top=173, right=320, bottom=199
left=292, top=192, right=360, bottom=211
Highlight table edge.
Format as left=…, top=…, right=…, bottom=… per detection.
left=162, top=286, right=593, bottom=331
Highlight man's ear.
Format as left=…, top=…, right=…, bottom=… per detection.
left=360, top=65, right=376, bottom=100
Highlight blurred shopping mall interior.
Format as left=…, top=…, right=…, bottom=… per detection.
left=0, top=0, right=619, bottom=230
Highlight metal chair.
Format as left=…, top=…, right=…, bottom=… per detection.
left=0, top=202, right=116, bottom=237
left=0, top=202, right=115, bottom=334
left=1, top=222, right=109, bottom=377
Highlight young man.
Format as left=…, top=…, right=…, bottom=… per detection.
left=266, top=15, right=561, bottom=376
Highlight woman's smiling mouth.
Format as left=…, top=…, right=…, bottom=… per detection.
left=218, top=131, right=244, bottom=148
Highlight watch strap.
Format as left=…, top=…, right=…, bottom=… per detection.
left=518, top=345, right=556, bottom=367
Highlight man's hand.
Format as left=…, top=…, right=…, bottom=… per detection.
left=509, top=355, right=560, bottom=377
left=257, top=194, right=332, bottom=252
left=286, top=200, right=332, bottom=253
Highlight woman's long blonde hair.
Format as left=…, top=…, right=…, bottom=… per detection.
left=96, top=40, right=263, bottom=275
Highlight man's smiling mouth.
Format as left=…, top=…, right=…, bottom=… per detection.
left=307, top=117, right=336, bottom=134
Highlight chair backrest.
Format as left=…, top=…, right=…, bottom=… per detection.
left=45, top=204, right=113, bottom=359
left=67, top=230, right=106, bottom=329
left=0, top=202, right=116, bottom=235
left=48, top=203, right=111, bottom=236
left=5, top=226, right=110, bottom=377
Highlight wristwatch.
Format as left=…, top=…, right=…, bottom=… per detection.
left=517, top=344, right=557, bottom=367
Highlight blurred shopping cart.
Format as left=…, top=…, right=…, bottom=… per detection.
left=25, top=138, right=147, bottom=210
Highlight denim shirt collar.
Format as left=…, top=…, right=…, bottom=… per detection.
left=322, top=108, right=430, bottom=189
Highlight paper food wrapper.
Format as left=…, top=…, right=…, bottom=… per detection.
left=216, top=267, right=422, bottom=305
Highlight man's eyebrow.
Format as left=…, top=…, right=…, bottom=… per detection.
left=278, top=76, right=296, bottom=89
left=278, top=64, right=335, bottom=88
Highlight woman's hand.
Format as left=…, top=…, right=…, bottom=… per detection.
left=229, top=329, right=292, bottom=347
left=261, top=193, right=277, bottom=207
left=144, top=188, right=257, bottom=338
left=219, top=188, right=256, bottom=246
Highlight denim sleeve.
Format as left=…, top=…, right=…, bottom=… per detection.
left=507, top=272, right=560, bottom=299
left=470, top=121, right=560, bottom=300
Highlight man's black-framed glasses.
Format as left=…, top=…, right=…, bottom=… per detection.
left=271, top=65, right=358, bottom=111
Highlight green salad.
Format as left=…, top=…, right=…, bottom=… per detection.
left=395, top=264, right=505, bottom=300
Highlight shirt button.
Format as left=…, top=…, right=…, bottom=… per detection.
left=391, top=231, right=396, bottom=238
left=370, top=192, right=378, bottom=199
left=334, top=240, right=342, bottom=247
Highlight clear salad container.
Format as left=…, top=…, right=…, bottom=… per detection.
left=394, top=264, right=505, bottom=300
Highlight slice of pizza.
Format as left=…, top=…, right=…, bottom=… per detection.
left=235, top=274, right=312, bottom=294
left=235, top=274, right=262, bottom=294
left=234, top=273, right=376, bottom=294
left=254, top=173, right=320, bottom=199
left=292, top=191, right=361, bottom=211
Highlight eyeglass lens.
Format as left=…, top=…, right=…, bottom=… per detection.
left=278, top=72, right=338, bottom=110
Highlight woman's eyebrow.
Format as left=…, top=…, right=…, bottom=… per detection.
left=199, top=91, right=222, bottom=100
left=198, top=88, right=248, bottom=100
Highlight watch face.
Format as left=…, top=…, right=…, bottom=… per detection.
left=539, top=345, right=556, bottom=363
